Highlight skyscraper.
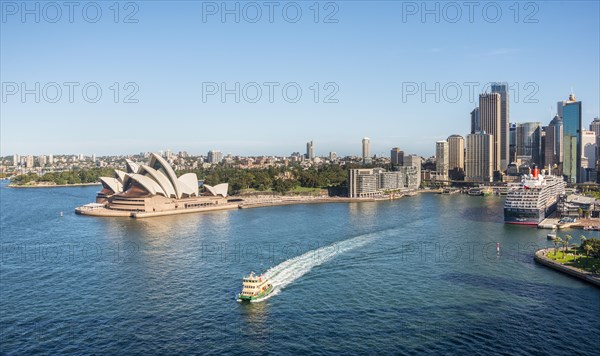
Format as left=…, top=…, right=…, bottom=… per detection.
left=362, top=137, right=371, bottom=164
left=470, top=107, right=480, bottom=134
left=581, top=129, right=596, bottom=170
left=589, top=117, right=600, bottom=136
left=390, top=147, right=404, bottom=165
left=516, top=122, right=542, bottom=165
left=491, top=82, right=510, bottom=170
left=557, top=100, right=567, bottom=119
left=509, top=123, right=517, bottom=163
left=544, top=115, right=563, bottom=171
left=306, top=141, right=314, bottom=160
left=435, top=140, right=449, bottom=181
left=479, top=93, right=501, bottom=172
left=562, top=94, right=582, bottom=183
left=465, top=131, right=494, bottom=182
left=581, top=130, right=596, bottom=182
left=447, top=135, right=464, bottom=170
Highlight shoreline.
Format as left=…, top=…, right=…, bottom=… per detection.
left=534, top=248, right=600, bottom=287
left=75, top=192, right=419, bottom=218
left=8, top=182, right=102, bottom=188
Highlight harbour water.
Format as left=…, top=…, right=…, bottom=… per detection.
left=1, top=183, right=599, bottom=354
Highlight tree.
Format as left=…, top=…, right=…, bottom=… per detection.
left=553, top=237, right=562, bottom=257
left=564, top=235, right=572, bottom=255
left=584, top=244, right=593, bottom=260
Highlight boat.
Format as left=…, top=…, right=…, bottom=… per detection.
left=441, top=188, right=459, bottom=195
left=547, top=226, right=557, bottom=239
left=504, top=167, right=566, bottom=225
left=237, top=272, right=273, bottom=302
left=468, top=188, right=483, bottom=196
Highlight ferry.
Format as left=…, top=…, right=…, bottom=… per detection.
left=468, top=188, right=483, bottom=196
left=441, top=188, right=459, bottom=195
left=468, top=187, right=493, bottom=196
left=504, top=167, right=566, bottom=225
left=237, top=272, right=273, bottom=302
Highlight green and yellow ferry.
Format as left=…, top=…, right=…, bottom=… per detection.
left=237, top=272, right=273, bottom=301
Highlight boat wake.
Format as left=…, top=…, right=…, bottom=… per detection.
left=251, top=229, right=388, bottom=302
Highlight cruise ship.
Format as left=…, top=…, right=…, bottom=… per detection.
left=504, top=168, right=566, bottom=225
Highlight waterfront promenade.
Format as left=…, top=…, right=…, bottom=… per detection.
left=534, top=248, right=600, bottom=287
left=75, top=193, right=412, bottom=218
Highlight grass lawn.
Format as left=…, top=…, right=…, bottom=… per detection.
left=289, top=186, right=323, bottom=193
left=547, top=250, right=600, bottom=273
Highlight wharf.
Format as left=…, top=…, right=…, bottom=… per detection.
left=538, top=218, right=600, bottom=230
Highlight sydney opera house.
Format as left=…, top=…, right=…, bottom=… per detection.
left=76, top=153, right=230, bottom=217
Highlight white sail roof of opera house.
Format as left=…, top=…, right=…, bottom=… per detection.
left=204, top=183, right=229, bottom=197
left=98, top=152, right=228, bottom=199
left=138, top=164, right=177, bottom=198
left=123, top=173, right=168, bottom=196
left=99, top=177, right=123, bottom=194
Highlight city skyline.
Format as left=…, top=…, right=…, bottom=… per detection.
left=2, top=2, right=599, bottom=156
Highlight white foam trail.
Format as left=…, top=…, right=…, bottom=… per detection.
left=251, top=230, right=385, bottom=302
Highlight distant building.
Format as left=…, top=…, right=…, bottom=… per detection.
left=582, top=130, right=596, bottom=168
left=447, top=135, right=465, bottom=181
left=207, top=150, right=224, bottom=164
left=562, top=94, right=582, bottom=183
left=479, top=93, right=501, bottom=172
left=447, top=135, right=464, bottom=170
left=589, top=117, right=600, bottom=136
left=12, top=154, right=19, bottom=166
left=348, top=167, right=419, bottom=198
left=516, top=122, right=542, bottom=166
left=329, top=152, right=337, bottom=161
left=306, top=141, right=314, bottom=160
left=465, top=131, right=494, bottom=182
left=581, top=129, right=596, bottom=182
left=509, top=123, right=517, bottom=163
left=470, top=107, right=480, bottom=134
left=362, top=137, right=371, bottom=164
left=26, top=155, right=34, bottom=168
left=435, top=140, right=449, bottom=181
left=491, top=82, right=510, bottom=170
left=38, top=155, right=47, bottom=167
left=390, top=147, right=404, bottom=165
left=557, top=100, right=567, bottom=119
left=48, top=154, right=54, bottom=165
left=544, top=115, right=563, bottom=172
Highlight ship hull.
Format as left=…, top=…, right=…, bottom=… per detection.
left=504, top=202, right=558, bottom=225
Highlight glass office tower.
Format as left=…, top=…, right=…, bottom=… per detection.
left=562, top=95, right=582, bottom=183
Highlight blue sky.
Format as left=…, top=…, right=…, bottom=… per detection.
left=1, top=0, right=599, bottom=157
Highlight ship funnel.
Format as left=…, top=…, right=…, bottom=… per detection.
left=532, top=166, right=540, bottom=178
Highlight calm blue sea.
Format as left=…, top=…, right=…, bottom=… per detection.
left=1, top=182, right=599, bottom=355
